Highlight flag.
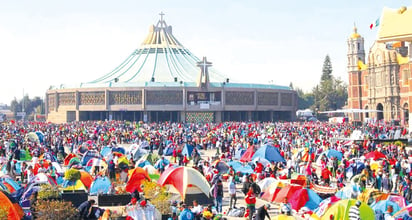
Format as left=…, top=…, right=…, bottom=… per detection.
left=369, top=18, right=380, bottom=30
left=397, top=54, right=410, bottom=64
left=357, top=59, right=368, bottom=70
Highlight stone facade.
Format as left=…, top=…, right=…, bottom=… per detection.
left=347, top=29, right=411, bottom=124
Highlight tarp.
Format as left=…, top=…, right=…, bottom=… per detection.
left=158, top=166, right=210, bottom=200
left=321, top=199, right=374, bottom=220
left=252, top=145, right=285, bottom=163
left=89, top=176, right=111, bottom=195
left=0, top=191, right=23, bottom=220
left=227, top=161, right=254, bottom=174
left=125, top=167, right=151, bottom=193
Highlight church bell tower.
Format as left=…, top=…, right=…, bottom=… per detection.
left=347, top=25, right=366, bottom=121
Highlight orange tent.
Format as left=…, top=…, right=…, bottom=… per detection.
left=0, top=191, right=23, bottom=220
left=80, top=170, right=93, bottom=189
left=125, top=167, right=150, bottom=193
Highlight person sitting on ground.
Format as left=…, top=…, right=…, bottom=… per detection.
left=280, top=197, right=292, bottom=216
left=256, top=204, right=271, bottom=220
left=191, top=200, right=203, bottom=220
left=384, top=205, right=394, bottom=219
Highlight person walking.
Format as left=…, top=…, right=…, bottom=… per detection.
left=228, top=175, right=237, bottom=209
left=245, top=186, right=256, bottom=220
left=213, top=179, right=224, bottom=213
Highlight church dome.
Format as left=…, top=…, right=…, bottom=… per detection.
left=350, top=26, right=361, bottom=39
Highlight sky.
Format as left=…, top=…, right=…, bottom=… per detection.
left=0, top=0, right=408, bottom=104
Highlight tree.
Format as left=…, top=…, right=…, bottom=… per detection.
left=9, top=95, right=45, bottom=119
left=321, top=55, right=333, bottom=81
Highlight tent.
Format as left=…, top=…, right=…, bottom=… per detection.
left=158, top=166, right=212, bottom=205
left=375, top=194, right=407, bottom=208
left=35, top=131, right=45, bottom=143
left=125, top=167, right=151, bottom=193
left=68, top=157, right=81, bottom=168
left=364, top=151, right=387, bottom=160
left=79, top=170, right=93, bottom=189
left=393, top=204, right=412, bottom=219
left=0, top=191, right=24, bottom=220
left=26, top=132, right=40, bottom=143
left=251, top=145, right=285, bottom=163
left=112, top=146, right=126, bottom=155
left=0, top=176, right=21, bottom=193
left=163, top=146, right=174, bottom=156
left=89, top=176, right=111, bottom=195
left=143, top=165, right=160, bottom=180
left=29, top=173, right=57, bottom=186
left=234, top=148, right=246, bottom=160
left=240, top=146, right=255, bottom=162
left=258, top=177, right=278, bottom=192
left=64, top=152, right=79, bottom=165
left=181, top=144, right=194, bottom=157
left=335, top=184, right=361, bottom=199
left=261, top=180, right=288, bottom=202
left=100, top=146, right=112, bottom=158
left=85, top=158, right=108, bottom=173
left=345, top=161, right=365, bottom=179
left=81, top=150, right=101, bottom=166
left=62, top=179, right=87, bottom=191
left=19, top=149, right=32, bottom=161
left=314, top=196, right=341, bottom=217
left=321, top=199, right=374, bottom=220
left=211, top=160, right=229, bottom=174
left=273, top=184, right=302, bottom=211
left=371, top=200, right=401, bottom=216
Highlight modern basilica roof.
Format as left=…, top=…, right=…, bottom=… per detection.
left=60, top=13, right=290, bottom=91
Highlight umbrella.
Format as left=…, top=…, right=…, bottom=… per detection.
left=364, top=151, right=387, bottom=160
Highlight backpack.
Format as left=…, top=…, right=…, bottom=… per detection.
left=251, top=182, right=261, bottom=195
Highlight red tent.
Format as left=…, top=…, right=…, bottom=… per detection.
left=125, top=168, right=151, bottom=193
left=288, top=188, right=310, bottom=211
left=64, top=153, right=77, bottom=166
left=240, top=146, right=255, bottom=162
left=273, top=184, right=302, bottom=203
left=364, top=151, right=387, bottom=160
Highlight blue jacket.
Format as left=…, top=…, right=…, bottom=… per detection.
left=179, top=208, right=194, bottom=220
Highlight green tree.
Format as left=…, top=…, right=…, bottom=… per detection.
left=9, top=95, right=45, bottom=119
left=321, top=55, right=333, bottom=81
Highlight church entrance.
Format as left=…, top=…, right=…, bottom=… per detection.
left=377, top=103, right=384, bottom=121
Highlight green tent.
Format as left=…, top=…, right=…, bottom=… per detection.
left=321, top=199, right=374, bottom=220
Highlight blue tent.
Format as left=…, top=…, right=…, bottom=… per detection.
left=100, top=146, right=112, bottom=158
left=335, top=184, right=361, bottom=199
left=324, top=149, right=343, bottom=160
left=304, top=188, right=322, bottom=210
left=89, top=176, right=111, bottom=195
left=182, top=144, right=194, bottom=157
left=371, top=200, right=401, bottom=215
left=81, top=150, right=101, bottom=166
left=251, top=145, right=285, bottom=163
left=164, top=146, right=174, bottom=156
left=112, top=147, right=125, bottom=155
left=35, top=131, right=44, bottom=143
left=345, top=161, right=365, bottom=179
left=137, top=160, right=152, bottom=168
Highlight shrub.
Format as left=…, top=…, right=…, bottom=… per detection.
left=64, top=168, right=81, bottom=181
left=34, top=200, right=78, bottom=219
left=0, top=206, right=8, bottom=219
left=142, top=180, right=171, bottom=214
left=37, top=184, right=60, bottom=200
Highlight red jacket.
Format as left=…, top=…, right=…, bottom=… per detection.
left=245, top=191, right=256, bottom=205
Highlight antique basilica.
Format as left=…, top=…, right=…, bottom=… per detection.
left=347, top=6, right=412, bottom=127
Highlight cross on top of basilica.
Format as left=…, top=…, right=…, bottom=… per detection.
left=197, top=57, right=212, bottom=88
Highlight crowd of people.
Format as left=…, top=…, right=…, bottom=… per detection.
left=0, top=119, right=411, bottom=219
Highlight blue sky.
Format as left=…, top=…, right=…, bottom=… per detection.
left=0, top=0, right=408, bottom=104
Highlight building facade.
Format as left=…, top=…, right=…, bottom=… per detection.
left=46, top=15, right=297, bottom=123
left=347, top=25, right=412, bottom=125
